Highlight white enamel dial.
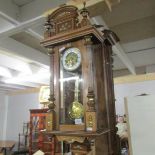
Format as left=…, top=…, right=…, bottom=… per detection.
left=62, top=47, right=81, bottom=71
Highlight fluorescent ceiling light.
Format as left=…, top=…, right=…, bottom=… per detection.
left=0, top=66, right=12, bottom=78
left=0, top=52, right=32, bottom=74
left=4, top=71, right=50, bottom=84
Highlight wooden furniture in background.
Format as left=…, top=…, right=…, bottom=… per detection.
left=0, top=141, right=15, bottom=155
left=11, top=122, right=29, bottom=155
left=18, top=122, right=29, bottom=151
left=29, top=109, right=55, bottom=155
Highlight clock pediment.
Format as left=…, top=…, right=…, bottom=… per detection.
left=49, top=5, right=78, bottom=20
left=43, top=4, right=92, bottom=38
left=48, top=5, right=79, bottom=35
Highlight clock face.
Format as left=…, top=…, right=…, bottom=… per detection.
left=62, top=47, right=81, bottom=71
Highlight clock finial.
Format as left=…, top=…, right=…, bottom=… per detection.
left=80, top=1, right=90, bottom=26
left=44, top=15, right=52, bottom=38
left=83, top=1, right=86, bottom=8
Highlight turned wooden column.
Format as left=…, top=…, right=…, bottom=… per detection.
left=46, top=48, right=56, bottom=131
left=84, top=36, right=97, bottom=132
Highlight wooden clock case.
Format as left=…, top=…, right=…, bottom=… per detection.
left=39, top=4, right=119, bottom=155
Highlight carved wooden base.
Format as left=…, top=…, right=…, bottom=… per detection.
left=55, top=136, right=92, bottom=155
left=56, top=136, right=85, bottom=143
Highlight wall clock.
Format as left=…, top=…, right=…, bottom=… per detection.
left=62, top=47, right=81, bottom=71
left=40, top=4, right=118, bottom=155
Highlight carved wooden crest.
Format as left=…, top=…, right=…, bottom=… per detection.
left=44, top=4, right=90, bottom=38
left=50, top=5, right=78, bottom=34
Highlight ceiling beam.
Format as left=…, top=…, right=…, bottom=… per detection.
left=43, top=0, right=104, bottom=17
left=25, top=29, right=44, bottom=40
left=0, top=49, right=49, bottom=87
left=114, top=73, right=155, bottom=84
left=122, top=37, right=155, bottom=53
left=20, top=0, right=122, bottom=21
left=0, top=66, right=12, bottom=78
left=0, top=0, right=19, bottom=20
left=104, top=0, right=121, bottom=11
left=20, top=0, right=67, bottom=21
left=20, top=0, right=111, bottom=21
left=0, top=82, right=27, bottom=90
left=20, top=0, right=120, bottom=21
left=0, top=87, right=18, bottom=91
left=26, top=78, right=49, bottom=85
left=91, top=16, right=136, bottom=75
left=0, top=37, right=49, bottom=67
left=13, top=82, right=41, bottom=88
left=0, top=48, right=50, bottom=88
left=0, top=0, right=121, bottom=39
left=0, top=53, right=50, bottom=80
left=112, top=44, right=136, bottom=74
left=3, top=80, right=41, bottom=88
left=0, top=51, right=49, bottom=88
left=0, top=11, right=19, bottom=25
left=0, top=52, right=32, bottom=74
left=0, top=0, right=122, bottom=39
left=0, top=15, right=45, bottom=39
left=2, top=70, right=50, bottom=86
left=0, top=11, right=44, bottom=40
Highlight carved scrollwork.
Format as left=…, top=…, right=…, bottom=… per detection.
left=43, top=3, right=91, bottom=38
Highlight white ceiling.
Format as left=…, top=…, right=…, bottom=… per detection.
left=12, top=0, right=35, bottom=7
left=0, top=17, right=15, bottom=33
left=0, top=0, right=155, bottom=93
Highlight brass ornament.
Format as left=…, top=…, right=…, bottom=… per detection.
left=87, top=87, right=96, bottom=112
left=68, top=101, right=84, bottom=119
